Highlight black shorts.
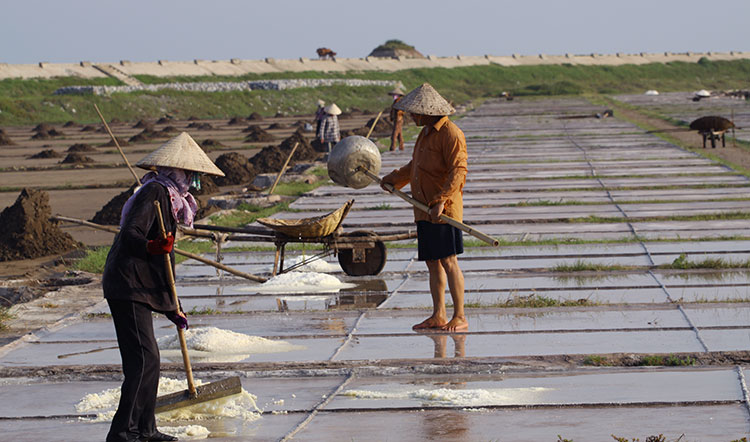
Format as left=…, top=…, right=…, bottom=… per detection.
left=417, top=220, right=464, bottom=261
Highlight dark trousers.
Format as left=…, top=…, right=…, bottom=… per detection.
left=106, top=299, right=160, bottom=442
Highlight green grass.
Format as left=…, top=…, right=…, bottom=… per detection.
left=464, top=294, right=595, bottom=309
left=582, top=355, right=610, bottom=366
left=639, top=354, right=695, bottom=367
left=73, top=246, right=111, bottom=273
left=5, top=59, right=750, bottom=125
left=552, top=260, right=637, bottom=272
left=365, top=203, right=392, bottom=210
left=661, top=253, right=750, bottom=270
left=0, top=307, right=13, bottom=330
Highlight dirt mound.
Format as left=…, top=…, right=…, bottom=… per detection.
left=268, top=123, right=289, bottom=130
left=91, top=185, right=137, bottom=226
left=109, top=118, right=122, bottom=124
left=156, top=117, right=171, bottom=124
left=28, top=149, right=62, bottom=159
left=160, top=126, right=178, bottom=135
left=244, top=126, right=275, bottom=142
left=0, top=129, right=15, bottom=146
left=133, top=119, right=153, bottom=129
left=228, top=117, right=246, bottom=125
left=188, top=116, right=199, bottom=121
left=200, top=139, right=225, bottom=152
left=368, top=39, right=424, bottom=58
left=80, top=125, right=98, bottom=132
left=188, top=122, right=214, bottom=130
left=63, top=121, right=79, bottom=128
left=100, top=137, right=129, bottom=147
left=60, top=153, right=94, bottom=164
left=31, top=128, right=64, bottom=140
left=190, top=175, right=220, bottom=196
left=34, top=123, right=54, bottom=132
left=129, top=129, right=164, bottom=143
left=365, top=116, right=393, bottom=135
left=250, top=130, right=320, bottom=173
left=67, top=143, right=96, bottom=153
left=247, top=112, right=263, bottom=121
left=213, top=152, right=257, bottom=186
left=0, top=189, right=79, bottom=261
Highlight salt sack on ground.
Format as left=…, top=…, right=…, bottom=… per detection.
left=245, top=271, right=354, bottom=293
left=157, top=326, right=304, bottom=363
left=342, top=387, right=553, bottom=407
left=76, top=376, right=261, bottom=424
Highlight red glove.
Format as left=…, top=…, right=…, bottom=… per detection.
left=146, top=233, right=174, bottom=255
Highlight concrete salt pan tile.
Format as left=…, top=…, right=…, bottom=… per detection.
left=659, top=270, right=750, bottom=285
left=355, top=308, right=687, bottom=335
left=334, top=330, right=704, bottom=360
left=649, top=252, right=750, bottom=266
left=297, top=405, right=749, bottom=442
left=699, top=329, right=750, bottom=352
left=647, top=241, right=750, bottom=254
left=329, top=369, right=741, bottom=409
left=658, top=285, right=750, bottom=302
left=681, top=305, right=750, bottom=327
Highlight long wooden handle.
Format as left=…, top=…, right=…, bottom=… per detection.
left=154, top=201, right=197, bottom=398
left=357, top=167, right=499, bottom=247
left=93, top=104, right=142, bottom=187
left=50, top=215, right=267, bottom=282
left=268, top=142, right=299, bottom=195
left=366, top=111, right=383, bottom=139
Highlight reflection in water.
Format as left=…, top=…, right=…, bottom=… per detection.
left=424, top=334, right=467, bottom=359
left=421, top=409, right=468, bottom=441
left=553, top=273, right=632, bottom=287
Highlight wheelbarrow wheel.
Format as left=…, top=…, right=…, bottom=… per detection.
left=338, top=230, right=387, bottom=276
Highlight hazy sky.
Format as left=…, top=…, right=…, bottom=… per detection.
left=3, top=0, right=749, bottom=64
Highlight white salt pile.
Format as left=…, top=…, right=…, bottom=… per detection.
left=157, top=327, right=304, bottom=363
left=275, top=253, right=341, bottom=273
left=158, top=425, right=210, bottom=440
left=244, top=271, right=354, bottom=294
left=342, top=387, right=553, bottom=407
left=76, top=376, right=261, bottom=424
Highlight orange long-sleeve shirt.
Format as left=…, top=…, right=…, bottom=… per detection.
left=382, top=116, right=468, bottom=222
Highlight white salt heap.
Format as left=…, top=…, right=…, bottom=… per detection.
left=342, top=387, right=553, bottom=407
left=244, top=271, right=354, bottom=293
left=157, top=327, right=304, bottom=363
left=275, top=253, right=341, bottom=273
left=77, top=377, right=261, bottom=425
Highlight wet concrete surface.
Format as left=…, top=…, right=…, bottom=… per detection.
left=4, top=96, right=750, bottom=439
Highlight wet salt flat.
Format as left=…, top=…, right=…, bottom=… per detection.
left=3, top=96, right=750, bottom=439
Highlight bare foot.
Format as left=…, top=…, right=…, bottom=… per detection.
left=440, top=317, right=468, bottom=332
left=412, top=315, right=447, bottom=330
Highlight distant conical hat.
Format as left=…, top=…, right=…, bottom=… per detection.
left=324, top=103, right=342, bottom=115
left=136, top=132, right=225, bottom=176
left=388, top=87, right=405, bottom=96
left=317, top=99, right=325, bottom=106
left=393, top=83, right=455, bottom=116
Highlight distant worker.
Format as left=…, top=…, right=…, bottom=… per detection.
left=318, top=103, right=341, bottom=152
left=381, top=83, right=468, bottom=332
left=389, top=87, right=405, bottom=151
left=102, top=133, right=225, bottom=442
left=314, top=99, right=326, bottom=136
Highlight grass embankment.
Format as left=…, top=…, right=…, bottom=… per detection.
left=3, top=59, right=750, bottom=125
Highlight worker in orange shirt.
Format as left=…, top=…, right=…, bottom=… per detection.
left=388, top=87, right=405, bottom=151
left=381, top=83, right=468, bottom=332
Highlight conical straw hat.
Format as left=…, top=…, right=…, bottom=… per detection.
left=136, top=132, right=225, bottom=176
left=388, top=87, right=405, bottom=96
left=324, top=103, right=342, bottom=115
left=317, top=99, right=325, bottom=106
left=393, top=83, right=455, bottom=116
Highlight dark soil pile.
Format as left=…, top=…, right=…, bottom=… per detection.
left=32, top=128, right=64, bottom=140
left=368, top=39, right=424, bottom=58
left=129, top=129, right=162, bottom=143
left=0, top=129, right=15, bottom=146
left=67, top=143, right=96, bottom=153
left=156, top=117, right=171, bottom=124
left=63, top=121, right=79, bottom=128
left=60, top=153, right=94, bottom=164
left=29, top=149, right=62, bottom=159
left=364, top=116, right=393, bottom=136
left=109, top=118, right=122, bottom=124
left=268, top=123, right=289, bottom=130
left=80, top=125, right=98, bottom=132
left=247, top=112, right=263, bottom=121
left=160, top=126, right=178, bottom=135
left=213, top=152, right=257, bottom=186
left=101, top=137, right=130, bottom=147
left=190, top=175, right=220, bottom=196
left=0, top=189, right=79, bottom=261
left=133, top=119, right=153, bottom=129
left=34, top=123, right=54, bottom=132
left=250, top=130, right=319, bottom=173
left=91, top=184, right=137, bottom=225
left=188, top=116, right=199, bottom=121
left=690, top=116, right=735, bottom=131
left=228, top=117, right=246, bottom=125
left=200, top=139, right=225, bottom=152
left=188, top=122, right=214, bottom=130
left=275, top=112, right=285, bottom=118
left=244, top=126, right=275, bottom=142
